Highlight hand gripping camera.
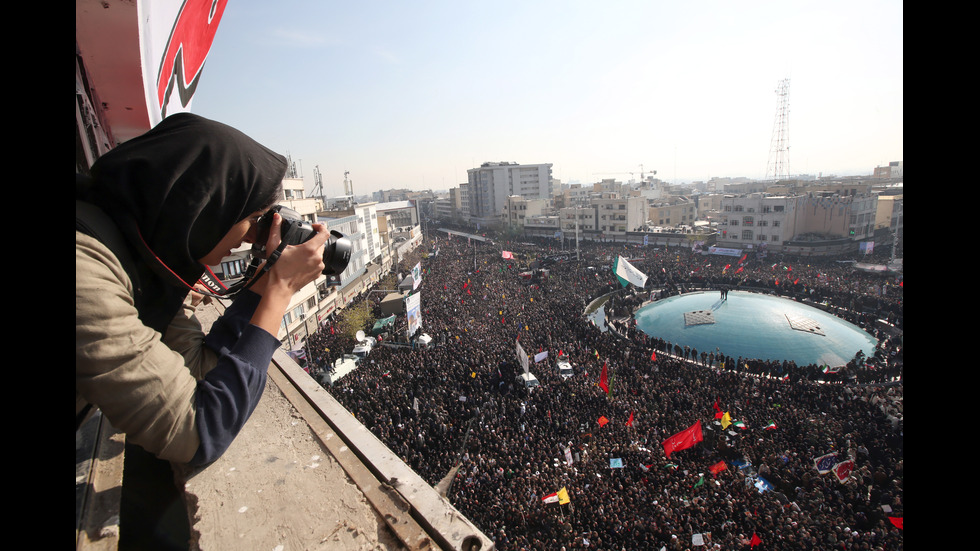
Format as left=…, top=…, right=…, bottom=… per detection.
left=197, top=205, right=352, bottom=297
left=252, top=205, right=352, bottom=277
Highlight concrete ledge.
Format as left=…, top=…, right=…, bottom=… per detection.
left=271, top=349, right=495, bottom=551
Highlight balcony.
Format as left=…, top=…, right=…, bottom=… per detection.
left=76, top=300, right=494, bottom=551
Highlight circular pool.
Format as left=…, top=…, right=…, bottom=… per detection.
left=633, top=291, right=876, bottom=367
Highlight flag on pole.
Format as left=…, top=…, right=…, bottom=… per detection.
left=542, top=492, right=559, bottom=504
left=598, top=361, right=610, bottom=395
left=709, top=461, right=727, bottom=475
left=626, top=411, right=634, bottom=427
left=662, top=420, right=703, bottom=458
left=502, top=250, right=514, bottom=259
left=597, top=416, right=609, bottom=427
left=888, top=516, right=903, bottom=529
left=650, top=350, right=657, bottom=361
left=557, top=487, right=570, bottom=504
left=764, top=421, right=777, bottom=430
left=613, top=256, right=648, bottom=288
left=721, top=412, right=732, bottom=429
left=750, top=533, right=762, bottom=547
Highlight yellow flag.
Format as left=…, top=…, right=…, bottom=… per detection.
left=471, top=371, right=476, bottom=378
left=721, top=412, right=732, bottom=430
left=557, top=487, right=570, bottom=504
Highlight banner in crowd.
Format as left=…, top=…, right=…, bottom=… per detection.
left=406, top=292, right=422, bottom=336
left=662, top=420, right=703, bottom=458
left=516, top=339, right=529, bottom=373
left=613, top=256, right=648, bottom=288
left=832, top=459, right=854, bottom=482
left=502, top=250, right=514, bottom=259
left=534, top=350, right=549, bottom=363
left=814, top=453, right=838, bottom=474
left=412, top=262, right=422, bottom=290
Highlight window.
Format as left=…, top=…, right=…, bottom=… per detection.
left=730, top=219, right=739, bottom=226
left=773, top=220, right=780, bottom=227
left=742, top=217, right=754, bottom=226
left=741, top=230, right=753, bottom=240
left=774, top=205, right=785, bottom=212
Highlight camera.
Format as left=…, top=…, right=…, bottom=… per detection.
left=253, top=205, right=352, bottom=276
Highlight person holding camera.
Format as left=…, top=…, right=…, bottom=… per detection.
left=76, top=113, right=329, bottom=467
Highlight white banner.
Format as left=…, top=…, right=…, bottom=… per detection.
left=615, top=256, right=648, bottom=288
left=534, top=351, right=549, bottom=363
left=139, top=0, right=228, bottom=127
left=516, top=340, right=529, bottom=374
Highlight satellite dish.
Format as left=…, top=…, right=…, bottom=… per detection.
left=356, top=330, right=366, bottom=342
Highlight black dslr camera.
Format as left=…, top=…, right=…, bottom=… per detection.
left=253, top=205, right=352, bottom=276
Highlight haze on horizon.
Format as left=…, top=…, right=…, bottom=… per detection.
left=191, top=1, right=903, bottom=197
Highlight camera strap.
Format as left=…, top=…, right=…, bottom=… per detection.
left=196, top=239, right=289, bottom=299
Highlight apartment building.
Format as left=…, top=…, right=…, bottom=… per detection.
left=467, top=162, right=553, bottom=226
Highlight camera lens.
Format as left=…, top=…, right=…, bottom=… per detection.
left=252, top=205, right=351, bottom=277
left=323, top=231, right=352, bottom=276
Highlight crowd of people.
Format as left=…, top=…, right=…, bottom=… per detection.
left=301, top=234, right=903, bottom=550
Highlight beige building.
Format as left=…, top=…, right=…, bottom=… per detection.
left=504, top=195, right=550, bottom=230
left=648, top=197, right=698, bottom=228
left=593, top=195, right=646, bottom=234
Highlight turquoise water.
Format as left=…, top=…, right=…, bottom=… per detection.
left=633, top=291, right=877, bottom=367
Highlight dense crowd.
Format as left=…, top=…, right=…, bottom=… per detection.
left=304, top=235, right=903, bottom=550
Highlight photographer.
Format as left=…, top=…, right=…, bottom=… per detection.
left=76, top=113, right=329, bottom=467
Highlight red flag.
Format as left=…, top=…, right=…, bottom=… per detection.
left=709, top=461, right=727, bottom=475
left=598, top=361, right=610, bottom=394
left=662, top=420, right=703, bottom=459
left=597, top=416, right=609, bottom=427
left=888, top=516, right=903, bottom=529
left=626, top=411, right=634, bottom=427
left=330, top=326, right=334, bottom=335
left=650, top=350, right=657, bottom=361
left=750, top=533, right=762, bottom=547
left=712, top=399, right=723, bottom=419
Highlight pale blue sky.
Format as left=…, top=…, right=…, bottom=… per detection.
left=191, top=1, right=903, bottom=197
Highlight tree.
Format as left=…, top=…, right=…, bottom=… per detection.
left=336, top=301, right=374, bottom=340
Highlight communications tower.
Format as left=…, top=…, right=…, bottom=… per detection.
left=766, top=79, right=791, bottom=181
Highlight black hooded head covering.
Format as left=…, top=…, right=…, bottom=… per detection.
left=80, top=113, right=286, bottom=334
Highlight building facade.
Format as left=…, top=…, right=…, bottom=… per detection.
left=466, top=162, right=553, bottom=225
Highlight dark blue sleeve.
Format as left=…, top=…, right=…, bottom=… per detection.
left=190, top=291, right=280, bottom=466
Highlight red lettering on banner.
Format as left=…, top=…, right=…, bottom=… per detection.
left=156, top=0, right=228, bottom=116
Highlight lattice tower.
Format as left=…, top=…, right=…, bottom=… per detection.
left=766, top=79, right=791, bottom=180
